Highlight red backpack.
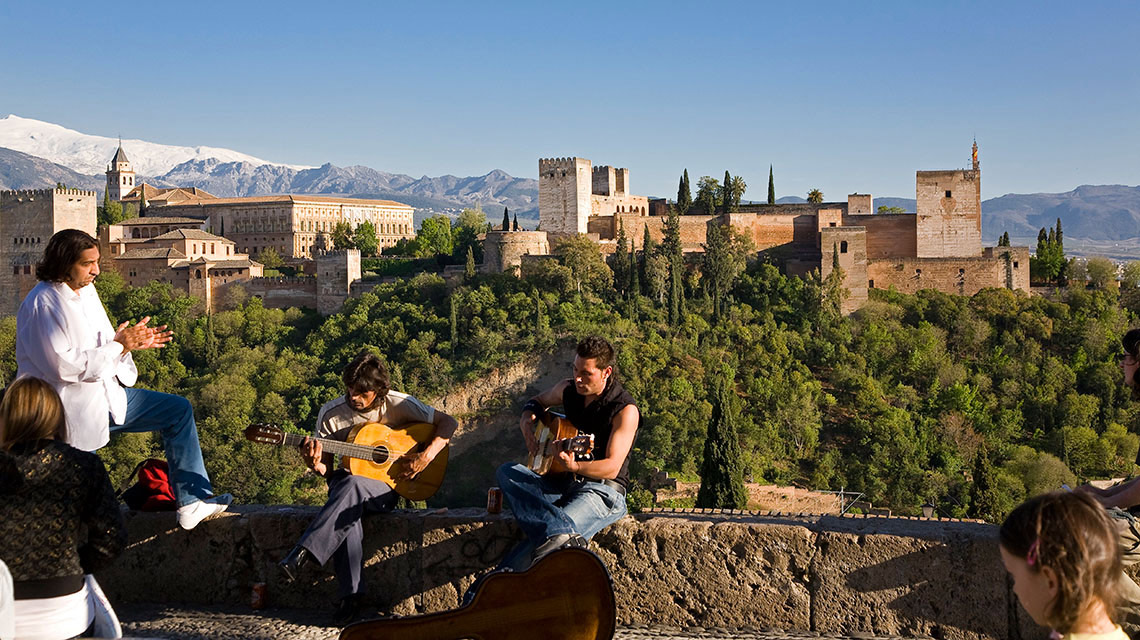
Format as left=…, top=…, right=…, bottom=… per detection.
left=117, top=458, right=177, bottom=511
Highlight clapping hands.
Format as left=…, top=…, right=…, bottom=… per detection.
left=114, top=316, right=174, bottom=353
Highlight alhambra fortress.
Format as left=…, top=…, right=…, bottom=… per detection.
left=485, top=143, right=1029, bottom=314
left=0, top=143, right=1028, bottom=317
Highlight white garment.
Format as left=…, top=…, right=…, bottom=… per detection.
left=0, top=560, right=14, bottom=640
left=314, top=391, right=435, bottom=440
left=15, top=281, right=137, bottom=451
left=11, top=582, right=90, bottom=640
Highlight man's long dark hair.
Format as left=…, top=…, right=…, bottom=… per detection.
left=342, top=351, right=391, bottom=399
left=36, top=229, right=98, bottom=282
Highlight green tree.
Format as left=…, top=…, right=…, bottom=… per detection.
left=97, top=192, right=126, bottom=229
left=807, top=189, right=823, bottom=204
left=696, top=372, right=748, bottom=509
left=331, top=221, right=356, bottom=250
left=553, top=235, right=613, bottom=297
left=767, top=165, right=775, bottom=205
left=513, top=214, right=519, bottom=231
left=139, top=190, right=148, bottom=215
left=501, top=207, right=510, bottom=231
left=611, top=219, right=630, bottom=298
left=662, top=208, right=683, bottom=324
left=464, top=246, right=476, bottom=281
left=676, top=169, right=693, bottom=214
left=256, top=247, right=283, bottom=269
left=724, top=173, right=746, bottom=213
left=1086, top=257, right=1115, bottom=289
left=416, top=215, right=454, bottom=258
left=454, top=206, right=487, bottom=262
left=702, top=222, right=749, bottom=319
left=877, top=205, right=906, bottom=214
left=695, top=176, right=721, bottom=215
left=353, top=221, right=379, bottom=256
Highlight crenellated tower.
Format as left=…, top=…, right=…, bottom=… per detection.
left=538, top=157, right=593, bottom=235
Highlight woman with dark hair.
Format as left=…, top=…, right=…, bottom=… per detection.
left=16, top=229, right=230, bottom=530
left=0, top=376, right=126, bottom=640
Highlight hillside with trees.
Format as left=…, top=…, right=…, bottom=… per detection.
left=3, top=215, right=1140, bottom=522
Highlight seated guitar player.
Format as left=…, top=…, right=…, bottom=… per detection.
left=496, top=336, right=640, bottom=571
left=278, top=351, right=457, bottom=626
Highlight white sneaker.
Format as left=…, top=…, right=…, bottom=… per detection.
left=177, top=494, right=233, bottom=530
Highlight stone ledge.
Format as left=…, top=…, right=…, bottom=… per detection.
left=96, top=506, right=1047, bottom=640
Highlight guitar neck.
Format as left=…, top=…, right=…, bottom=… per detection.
left=278, top=432, right=375, bottom=460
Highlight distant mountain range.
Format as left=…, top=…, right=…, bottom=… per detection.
left=1, top=115, right=1139, bottom=243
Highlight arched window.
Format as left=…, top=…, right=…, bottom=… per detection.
left=195, top=269, right=202, bottom=279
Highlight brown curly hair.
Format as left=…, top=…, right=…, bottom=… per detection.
left=999, top=491, right=1121, bottom=633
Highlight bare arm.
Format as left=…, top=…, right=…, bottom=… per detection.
left=1079, top=476, right=1140, bottom=509
left=559, top=404, right=639, bottom=480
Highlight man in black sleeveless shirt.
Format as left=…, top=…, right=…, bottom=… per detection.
left=495, top=336, right=639, bottom=570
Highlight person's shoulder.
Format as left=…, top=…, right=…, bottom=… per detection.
left=317, top=395, right=348, bottom=416
left=18, top=281, right=57, bottom=312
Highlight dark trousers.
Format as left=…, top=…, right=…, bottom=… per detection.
left=297, top=470, right=397, bottom=600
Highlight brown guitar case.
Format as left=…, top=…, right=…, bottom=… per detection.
left=339, top=547, right=616, bottom=640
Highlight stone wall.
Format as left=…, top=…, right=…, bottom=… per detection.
left=845, top=213, right=917, bottom=259
left=482, top=230, right=550, bottom=275
left=539, top=157, right=593, bottom=236
left=241, top=277, right=318, bottom=309
left=916, top=170, right=982, bottom=258
left=821, top=226, right=868, bottom=313
left=867, top=247, right=1030, bottom=296
left=95, top=508, right=1049, bottom=640
left=316, top=249, right=361, bottom=315
left=0, top=188, right=97, bottom=316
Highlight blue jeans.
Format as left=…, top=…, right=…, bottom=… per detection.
left=111, top=387, right=213, bottom=507
left=495, top=462, right=626, bottom=570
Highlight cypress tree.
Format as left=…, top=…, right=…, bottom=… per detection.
left=449, top=295, right=459, bottom=354
left=723, top=170, right=732, bottom=214
left=628, top=247, right=639, bottom=319
left=677, top=169, right=692, bottom=214
left=502, top=207, right=510, bottom=231
left=663, top=209, right=683, bottom=325
left=513, top=214, right=519, bottom=231
left=464, top=246, right=476, bottom=281
left=696, top=371, right=748, bottom=509
left=767, top=165, right=775, bottom=205
left=1055, top=217, right=1064, bottom=252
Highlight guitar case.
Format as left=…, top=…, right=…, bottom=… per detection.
left=339, top=547, right=616, bottom=640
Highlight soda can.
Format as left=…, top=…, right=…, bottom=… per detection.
left=251, top=582, right=267, bottom=609
left=486, top=487, right=503, bottom=514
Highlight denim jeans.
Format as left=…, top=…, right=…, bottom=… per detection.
left=495, top=462, right=626, bottom=570
left=111, top=387, right=213, bottom=506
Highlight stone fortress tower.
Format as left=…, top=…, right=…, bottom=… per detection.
left=538, top=157, right=648, bottom=237
left=105, top=141, right=136, bottom=202
left=0, top=187, right=97, bottom=315
left=915, top=140, right=982, bottom=258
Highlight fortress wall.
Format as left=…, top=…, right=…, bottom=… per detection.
left=844, top=214, right=918, bottom=259
left=727, top=213, right=818, bottom=251
left=620, top=214, right=715, bottom=252
left=96, top=508, right=1047, bottom=640
left=867, top=253, right=1024, bottom=297
left=243, top=277, right=317, bottom=309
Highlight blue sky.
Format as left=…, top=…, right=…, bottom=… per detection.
left=2, top=1, right=1137, bottom=201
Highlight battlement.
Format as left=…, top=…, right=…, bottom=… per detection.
left=538, top=157, right=588, bottom=175
left=2, top=187, right=98, bottom=199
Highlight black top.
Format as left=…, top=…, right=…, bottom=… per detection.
left=0, top=440, right=127, bottom=599
left=561, top=376, right=638, bottom=490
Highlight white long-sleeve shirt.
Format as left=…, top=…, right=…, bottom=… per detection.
left=15, top=281, right=137, bottom=451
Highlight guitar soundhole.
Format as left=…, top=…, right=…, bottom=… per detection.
left=371, top=446, right=389, bottom=465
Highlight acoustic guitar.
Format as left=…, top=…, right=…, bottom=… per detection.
left=526, top=411, right=594, bottom=475
left=244, top=422, right=448, bottom=501
left=339, top=547, right=616, bottom=640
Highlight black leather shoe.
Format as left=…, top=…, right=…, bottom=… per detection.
left=333, top=593, right=364, bottom=627
left=278, top=545, right=311, bottom=583
left=526, top=533, right=588, bottom=570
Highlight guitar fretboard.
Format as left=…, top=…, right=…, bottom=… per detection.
left=279, top=432, right=390, bottom=463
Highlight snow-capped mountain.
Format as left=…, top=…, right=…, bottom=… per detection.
left=0, top=114, right=309, bottom=176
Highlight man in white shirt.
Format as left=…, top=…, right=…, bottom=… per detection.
left=15, top=229, right=230, bottom=530
left=277, top=351, right=457, bottom=625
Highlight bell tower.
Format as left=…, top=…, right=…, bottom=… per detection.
left=105, top=141, right=136, bottom=201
